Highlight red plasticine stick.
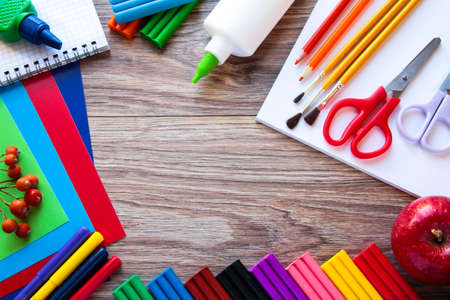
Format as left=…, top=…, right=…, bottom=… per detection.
left=295, top=0, right=353, bottom=64
left=22, top=72, right=125, bottom=246
left=353, top=243, right=421, bottom=300
left=70, top=256, right=122, bottom=300
left=185, top=267, right=232, bottom=300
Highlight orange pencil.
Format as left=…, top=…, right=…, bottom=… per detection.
left=299, top=0, right=372, bottom=81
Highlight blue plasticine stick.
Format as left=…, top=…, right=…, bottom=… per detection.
left=111, top=0, right=195, bottom=24
left=147, top=267, right=193, bottom=300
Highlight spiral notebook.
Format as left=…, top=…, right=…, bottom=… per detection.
left=0, top=0, right=109, bottom=86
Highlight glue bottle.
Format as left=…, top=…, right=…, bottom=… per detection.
left=192, top=0, right=295, bottom=83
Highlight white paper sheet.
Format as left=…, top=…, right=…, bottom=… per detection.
left=257, top=0, right=450, bottom=197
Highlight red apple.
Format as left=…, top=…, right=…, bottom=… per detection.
left=391, top=195, right=450, bottom=284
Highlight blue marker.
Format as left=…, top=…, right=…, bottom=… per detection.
left=0, top=0, right=62, bottom=49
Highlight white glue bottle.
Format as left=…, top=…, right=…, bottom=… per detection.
left=192, top=0, right=295, bottom=83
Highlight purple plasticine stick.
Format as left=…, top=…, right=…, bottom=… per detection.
left=14, top=227, right=91, bottom=300
left=250, top=253, right=307, bottom=300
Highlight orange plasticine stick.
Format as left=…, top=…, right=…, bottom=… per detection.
left=107, top=16, right=144, bottom=39
left=300, top=0, right=372, bottom=81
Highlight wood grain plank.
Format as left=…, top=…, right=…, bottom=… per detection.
left=83, top=0, right=316, bottom=117
left=86, top=117, right=449, bottom=298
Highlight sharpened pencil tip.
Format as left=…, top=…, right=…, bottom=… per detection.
left=299, top=76, right=304, bottom=82
left=287, top=113, right=302, bottom=129
left=293, top=92, right=305, bottom=103
left=304, top=108, right=321, bottom=126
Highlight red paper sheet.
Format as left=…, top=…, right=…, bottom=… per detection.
left=0, top=72, right=125, bottom=296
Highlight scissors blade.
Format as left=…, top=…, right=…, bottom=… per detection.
left=439, top=72, right=450, bottom=94
left=385, top=37, right=441, bottom=98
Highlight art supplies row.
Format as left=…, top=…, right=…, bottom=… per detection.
left=257, top=0, right=450, bottom=197
left=111, top=242, right=419, bottom=300
left=14, top=228, right=121, bottom=300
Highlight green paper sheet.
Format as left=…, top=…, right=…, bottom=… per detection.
left=0, top=99, right=68, bottom=261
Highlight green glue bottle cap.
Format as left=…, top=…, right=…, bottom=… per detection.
left=192, top=52, right=219, bottom=83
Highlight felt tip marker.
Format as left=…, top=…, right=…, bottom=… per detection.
left=0, top=0, right=62, bottom=49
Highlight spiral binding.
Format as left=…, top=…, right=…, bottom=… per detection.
left=1, top=41, right=99, bottom=87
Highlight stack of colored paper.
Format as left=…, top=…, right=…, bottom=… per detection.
left=0, top=63, right=125, bottom=299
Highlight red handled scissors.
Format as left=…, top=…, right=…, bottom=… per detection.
left=322, top=38, right=440, bottom=159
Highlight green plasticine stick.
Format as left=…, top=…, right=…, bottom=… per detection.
left=0, top=0, right=36, bottom=42
left=113, top=274, right=154, bottom=300
left=140, top=0, right=200, bottom=49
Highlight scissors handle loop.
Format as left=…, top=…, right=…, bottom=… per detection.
left=351, top=96, right=400, bottom=159
left=323, top=86, right=387, bottom=146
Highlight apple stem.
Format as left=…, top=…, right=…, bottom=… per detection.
left=431, top=229, right=444, bottom=244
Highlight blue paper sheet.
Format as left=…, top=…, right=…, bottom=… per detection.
left=0, top=65, right=94, bottom=284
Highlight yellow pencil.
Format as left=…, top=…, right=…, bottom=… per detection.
left=296, top=0, right=410, bottom=112
left=31, top=232, right=104, bottom=300
left=297, top=0, right=399, bottom=99
left=319, top=0, right=421, bottom=108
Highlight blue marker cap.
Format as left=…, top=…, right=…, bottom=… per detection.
left=19, top=15, right=62, bottom=49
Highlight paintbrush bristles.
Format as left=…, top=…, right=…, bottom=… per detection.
left=293, top=92, right=305, bottom=103
left=304, top=107, right=321, bottom=125
left=286, top=112, right=303, bottom=129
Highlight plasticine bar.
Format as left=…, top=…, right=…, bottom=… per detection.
left=140, top=0, right=199, bottom=48
left=147, top=267, right=193, bottom=300
left=111, top=0, right=196, bottom=24
left=286, top=252, right=345, bottom=300
left=108, top=15, right=145, bottom=39
left=216, top=260, right=270, bottom=300
left=353, top=242, right=421, bottom=300
left=321, top=250, right=382, bottom=300
left=185, top=267, right=231, bottom=300
left=250, top=254, right=307, bottom=300
left=113, top=274, right=154, bottom=300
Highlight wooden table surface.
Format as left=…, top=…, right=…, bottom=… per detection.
left=85, top=0, right=448, bottom=298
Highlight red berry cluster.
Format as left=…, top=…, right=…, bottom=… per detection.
left=0, top=146, right=43, bottom=238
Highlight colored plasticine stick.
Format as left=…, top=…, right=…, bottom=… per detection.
left=321, top=250, right=382, bottom=300
left=22, top=72, right=126, bottom=246
left=14, top=227, right=91, bottom=300
left=70, top=256, right=122, bottom=300
left=300, top=0, right=372, bottom=80
left=353, top=243, right=421, bottom=300
left=295, top=0, right=352, bottom=63
left=48, top=248, right=109, bottom=300
left=113, top=274, right=154, bottom=300
left=31, top=232, right=104, bottom=300
left=0, top=0, right=62, bottom=49
left=216, top=260, right=270, bottom=300
left=185, top=267, right=231, bottom=300
left=111, top=0, right=196, bottom=24
left=108, top=15, right=145, bottom=39
left=147, top=267, right=193, bottom=300
left=286, top=252, right=345, bottom=300
left=140, top=0, right=199, bottom=49
left=250, top=254, right=307, bottom=300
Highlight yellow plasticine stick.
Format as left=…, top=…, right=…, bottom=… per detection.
left=322, top=0, right=398, bottom=76
left=339, top=0, right=421, bottom=85
left=322, top=0, right=410, bottom=90
left=31, top=232, right=104, bottom=300
left=321, top=250, right=382, bottom=300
